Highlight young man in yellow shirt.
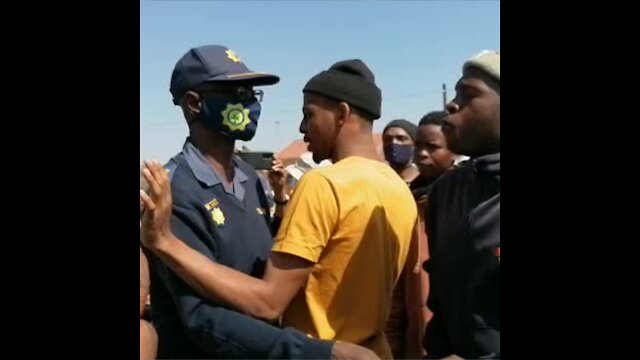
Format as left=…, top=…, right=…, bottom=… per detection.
left=141, top=59, right=417, bottom=359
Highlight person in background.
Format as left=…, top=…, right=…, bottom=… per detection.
left=382, top=119, right=420, bottom=184
left=411, top=111, right=464, bottom=203
left=386, top=110, right=462, bottom=359
left=284, top=152, right=331, bottom=196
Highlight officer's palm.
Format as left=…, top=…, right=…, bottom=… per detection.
left=140, top=161, right=173, bottom=250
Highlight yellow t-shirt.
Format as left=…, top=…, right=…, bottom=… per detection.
left=273, top=156, right=417, bottom=359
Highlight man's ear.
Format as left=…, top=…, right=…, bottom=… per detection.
left=183, top=91, right=202, bottom=117
left=335, top=101, right=351, bottom=127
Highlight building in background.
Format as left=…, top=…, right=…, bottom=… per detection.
left=276, top=133, right=384, bottom=167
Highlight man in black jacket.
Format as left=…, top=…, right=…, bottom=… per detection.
left=423, top=50, right=500, bottom=359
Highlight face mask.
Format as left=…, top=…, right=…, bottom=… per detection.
left=384, top=143, right=414, bottom=167
left=195, top=96, right=262, bottom=141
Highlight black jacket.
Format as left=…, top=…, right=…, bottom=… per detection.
left=423, top=153, right=500, bottom=359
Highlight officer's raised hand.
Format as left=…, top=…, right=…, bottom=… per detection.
left=140, top=160, right=173, bottom=250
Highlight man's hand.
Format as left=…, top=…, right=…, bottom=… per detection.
left=268, top=158, right=288, bottom=202
left=441, top=355, right=464, bottom=360
left=140, top=160, right=173, bottom=250
left=331, top=342, right=379, bottom=360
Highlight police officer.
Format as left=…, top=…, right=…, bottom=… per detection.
left=422, top=50, right=500, bottom=359
left=140, top=45, right=376, bottom=359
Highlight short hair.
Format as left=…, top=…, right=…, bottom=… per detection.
left=419, top=111, right=448, bottom=127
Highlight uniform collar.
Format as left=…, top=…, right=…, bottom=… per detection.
left=182, top=139, right=249, bottom=199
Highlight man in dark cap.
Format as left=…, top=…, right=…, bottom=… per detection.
left=382, top=119, right=420, bottom=184
left=140, top=59, right=417, bottom=359
left=423, top=50, right=500, bottom=359
left=140, top=45, right=376, bottom=359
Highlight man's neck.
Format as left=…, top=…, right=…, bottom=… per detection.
left=190, top=128, right=235, bottom=183
left=482, top=138, right=500, bottom=156
left=333, top=129, right=380, bottom=163
left=468, top=138, right=500, bottom=159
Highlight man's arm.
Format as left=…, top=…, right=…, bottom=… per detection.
left=141, top=161, right=336, bottom=321
left=140, top=160, right=331, bottom=358
left=150, top=249, right=376, bottom=360
left=402, top=221, right=428, bottom=359
left=141, top=160, right=380, bottom=360
left=150, top=246, right=376, bottom=360
left=148, top=242, right=330, bottom=359
left=151, top=234, right=312, bottom=321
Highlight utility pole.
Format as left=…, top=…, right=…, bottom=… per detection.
left=442, top=83, right=448, bottom=109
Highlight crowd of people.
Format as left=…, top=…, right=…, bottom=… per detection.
left=139, top=44, right=500, bottom=359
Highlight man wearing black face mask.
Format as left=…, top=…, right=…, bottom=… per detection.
left=382, top=119, right=420, bottom=184
left=141, top=45, right=374, bottom=359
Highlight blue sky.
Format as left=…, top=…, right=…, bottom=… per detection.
left=141, top=1, right=500, bottom=163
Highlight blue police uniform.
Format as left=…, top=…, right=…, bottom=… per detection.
left=147, top=139, right=332, bottom=359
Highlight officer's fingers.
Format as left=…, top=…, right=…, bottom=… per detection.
left=143, top=163, right=162, bottom=197
left=147, top=160, right=163, bottom=182
left=151, top=162, right=173, bottom=207
left=145, top=160, right=164, bottom=188
left=155, top=165, right=173, bottom=204
left=151, top=160, right=169, bottom=188
left=140, top=190, right=156, bottom=211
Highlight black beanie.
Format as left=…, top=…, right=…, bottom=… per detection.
left=383, top=119, right=418, bottom=141
left=303, top=59, right=382, bottom=120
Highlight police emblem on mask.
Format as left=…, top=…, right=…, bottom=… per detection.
left=205, top=199, right=225, bottom=226
left=221, top=104, right=251, bottom=131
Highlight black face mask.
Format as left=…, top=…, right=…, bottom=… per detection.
left=384, top=143, right=414, bottom=167
left=193, top=95, right=262, bottom=141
